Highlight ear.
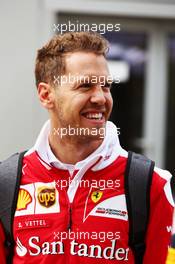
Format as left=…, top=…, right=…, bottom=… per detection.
left=37, top=82, right=55, bottom=109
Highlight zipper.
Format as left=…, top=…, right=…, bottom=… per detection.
left=66, top=205, right=72, bottom=264
left=67, top=205, right=72, bottom=231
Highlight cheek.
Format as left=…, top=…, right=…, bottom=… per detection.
left=106, top=93, right=113, bottom=109
left=71, top=93, right=90, bottom=109
left=56, top=93, right=74, bottom=109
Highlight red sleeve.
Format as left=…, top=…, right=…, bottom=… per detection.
left=0, top=222, right=7, bottom=264
left=143, top=170, right=174, bottom=264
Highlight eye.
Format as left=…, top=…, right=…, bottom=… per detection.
left=101, top=81, right=112, bottom=90
left=79, top=82, right=93, bottom=89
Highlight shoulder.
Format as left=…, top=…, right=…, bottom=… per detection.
left=151, top=166, right=174, bottom=207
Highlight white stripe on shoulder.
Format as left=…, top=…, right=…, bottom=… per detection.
left=164, top=181, right=174, bottom=207
left=154, top=166, right=172, bottom=181
left=154, top=166, right=174, bottom=207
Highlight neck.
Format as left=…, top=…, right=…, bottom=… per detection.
left=49, top=127, right=103, bottom=165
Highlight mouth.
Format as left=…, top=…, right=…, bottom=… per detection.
left=81, top=111, right=106, bottom=125
left=82, top=112, right=103, bottom=120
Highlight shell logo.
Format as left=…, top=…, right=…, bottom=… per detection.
left=17, top=189, right=32, bottom=211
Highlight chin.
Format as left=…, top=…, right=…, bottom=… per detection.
left=78, top=134, right=105, bottom=143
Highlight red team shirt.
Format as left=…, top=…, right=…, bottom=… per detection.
left=0, top=121, right=174, bottom=263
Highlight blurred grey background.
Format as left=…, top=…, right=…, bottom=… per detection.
left=0, top=0, right=175, bottom=174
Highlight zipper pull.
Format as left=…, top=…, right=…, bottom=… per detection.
left=67, top=206, right=72, bottom=230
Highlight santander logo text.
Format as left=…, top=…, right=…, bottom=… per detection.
left=16, top=236, right=129, bottom=260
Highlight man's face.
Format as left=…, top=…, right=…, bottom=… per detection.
left=52, top=51, right=113, bottom=141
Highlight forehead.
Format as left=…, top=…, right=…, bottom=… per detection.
left=64, top=52, right=109, bottom=76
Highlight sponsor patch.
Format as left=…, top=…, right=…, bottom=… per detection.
left=91, top=190, right=103, bottom=203
left=37, top=187, right=56, bottom=208
left=84, top=187, right=128, bottom=222
left=95, top=207, right=127, bottom=217
left=88, top=195, right=128, bottom=221
left=15, top=236, right=129, bottom=260
left=15, top=182, right=60, bottom=216
left=17, top=189, right=32, bottom=211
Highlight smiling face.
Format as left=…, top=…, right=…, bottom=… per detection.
left=50, top=52, right=113, bottom=142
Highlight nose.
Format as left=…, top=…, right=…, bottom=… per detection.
left=90, top=85, right=106, bottom=105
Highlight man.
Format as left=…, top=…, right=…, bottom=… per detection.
left=0, top=31, right=174, bottom=263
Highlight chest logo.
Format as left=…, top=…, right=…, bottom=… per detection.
left=17, top=189, right=32, bottom=211
left=91, top=190, right=103, bottom=203
left=37, top=187, right=56, bottom=208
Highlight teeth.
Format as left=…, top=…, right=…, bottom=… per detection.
left=85, top=113, right=103, bottom=120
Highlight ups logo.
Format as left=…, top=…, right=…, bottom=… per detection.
left=37, top=187, right=56, bottom=208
